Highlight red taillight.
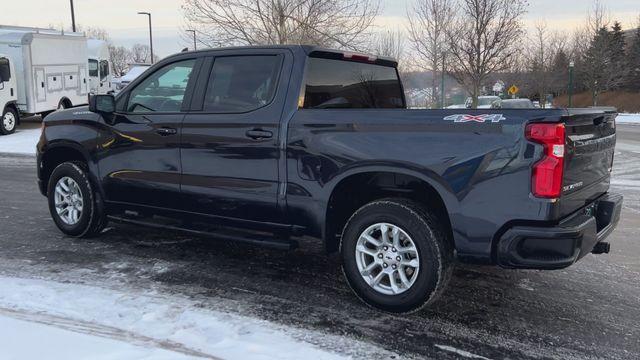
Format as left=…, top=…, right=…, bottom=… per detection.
left=525, top=123, right=565, bottom=198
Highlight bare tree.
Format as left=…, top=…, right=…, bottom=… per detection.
left=181, top=0, right=380, bottom=49
left=130, top=44, right=155, bottom=64
left=369, top=30, right=404, bottom=61
left=525, top=22, right=568, bottom=106
left=586, top=0, right=610, bottom=35
left=108, top=45, right=131, bottom=76
left=445, top=0, right=527, bottom=107
left=81, top=26, right=111, bottom=41
left=406, top=0, right=453, bottom=108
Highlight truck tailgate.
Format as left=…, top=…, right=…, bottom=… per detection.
left=560, top=110, right=617, bottom=217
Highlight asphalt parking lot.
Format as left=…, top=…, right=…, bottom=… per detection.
left=0, top=125, right=638, bottom=359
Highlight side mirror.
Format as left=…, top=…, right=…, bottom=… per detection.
left=89, top=94, right=115, bottom=114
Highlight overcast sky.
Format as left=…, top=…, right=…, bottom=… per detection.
left=1, top=0, right=638, bottom=57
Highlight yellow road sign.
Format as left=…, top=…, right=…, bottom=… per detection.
left=508, top=85, right=519, bottom=95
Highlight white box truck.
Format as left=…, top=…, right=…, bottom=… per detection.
left=0, top=26, right=89, bottom=134
left=87, top=39, right=115, bottom=95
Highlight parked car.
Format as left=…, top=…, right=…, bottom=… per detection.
left=0, top=26, right=90, bottom=135
left=112, top=64, right=150, bottom=92
left=464, top=95, right=502, bottom=108
left=37, top=45, right=623, bottom=313
left=493, top=98, right=535, bottom=109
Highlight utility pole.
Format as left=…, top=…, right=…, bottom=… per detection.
left=69, top=0, right=76, bottom=32
left=441, top=53, right=446, bottom=109
left=568, top=61, right=575, bottom=108
left=186, top=29, right=197, bottom=50
left=138, top=12, right=154, bottom=64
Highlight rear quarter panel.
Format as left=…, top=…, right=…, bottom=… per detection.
left=286, top=109, right=566, bottom=261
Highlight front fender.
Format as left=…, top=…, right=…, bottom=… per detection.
left=38, top=114, right=103, bottom=198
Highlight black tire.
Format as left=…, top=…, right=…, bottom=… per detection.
left=340, top=198, right=453, bottom=313
left=1, top=106, right=18, bottom=135
left=47, top=162, right=107, bottom=238
left=57, top=99, right=71, bottom=110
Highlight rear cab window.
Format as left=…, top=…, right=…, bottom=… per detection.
left=302, top=54, right=405, bottom=109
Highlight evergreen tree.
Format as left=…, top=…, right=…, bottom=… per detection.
left=609, top=21, right=627, bottom=89
left=582, top=26, right=611, bottom=105
left=550, top=49, right=569, bottom=95
left=626, top=26, right=640, bottom=91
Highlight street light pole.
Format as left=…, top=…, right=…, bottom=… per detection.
left=568, top=61, right=575, bottom=108
left=186, top=29, right=197, bottom=51
left=441, top=53, right=446, bottom=109
left=138, top=12, right=154, bottom=64
left=69, top=0, right=76, bottom=32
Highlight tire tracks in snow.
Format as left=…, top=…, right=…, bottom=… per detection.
left=0, top=307, right=221, bottom=360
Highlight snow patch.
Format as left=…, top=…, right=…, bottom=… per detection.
left=0, top=314, right=198, bottom=360
left=0, top=276, right=353, bottom=360
left=616, top=113, right=640, bottom=124
left=0, top=128, right=40, bottom=155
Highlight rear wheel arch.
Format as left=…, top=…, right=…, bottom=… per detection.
left=324, top=169, right=456, bottom=255
left=58, top=97, right=72, bottom=109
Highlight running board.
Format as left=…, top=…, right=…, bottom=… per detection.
left=107, top=215, right=298, bottom=251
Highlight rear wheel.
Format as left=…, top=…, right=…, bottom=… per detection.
left=47, top=162, right=107, bottom=237
left=57, top=99, right=71, bottom=110
left=340, top=198, right=453, bottom=313
left=1, top=107, right=18, bottom=135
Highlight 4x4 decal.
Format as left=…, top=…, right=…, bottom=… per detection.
left=443, top=114, right=506, bottom=123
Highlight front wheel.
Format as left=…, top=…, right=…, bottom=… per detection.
left=47, top=162, right=107, bottom=237
left=1, top=107, right=18, bottom=135
left=340, top=199, right=453, bottom=313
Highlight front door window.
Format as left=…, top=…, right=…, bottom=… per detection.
left=127, top=59, right=196, bottom=113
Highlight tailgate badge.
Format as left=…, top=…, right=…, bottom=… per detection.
left=444, top=114, right=506, bottom=123
left=562, top=181, right=583, bottom=192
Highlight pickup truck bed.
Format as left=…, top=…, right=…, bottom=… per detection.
left=36, top=45, right=622, bottom=312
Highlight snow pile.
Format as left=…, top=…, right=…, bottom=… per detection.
left=0, top=276, right=350, bottom=360
left=616, top=113, right=640, bottom=124
left=0, top=128, right=40, bottom=155
left=0, top=315, right=197, bottom=360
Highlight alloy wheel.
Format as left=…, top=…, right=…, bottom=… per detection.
left=355, top=222, right=420, bottom=295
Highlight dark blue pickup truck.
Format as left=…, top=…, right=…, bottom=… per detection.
left=37, top=45, right=622, bottom=312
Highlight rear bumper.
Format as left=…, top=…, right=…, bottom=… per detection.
left=497, top=192, right=623, bottom=269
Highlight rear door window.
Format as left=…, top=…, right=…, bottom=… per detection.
left=303, top=57, right=405, bottom=109
left=203, top=55, right=282, bottom=113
